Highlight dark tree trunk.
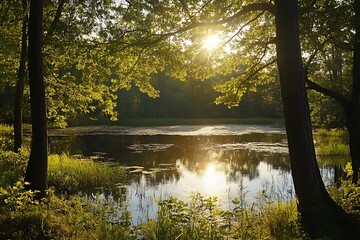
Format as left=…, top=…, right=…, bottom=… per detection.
left=348, top=0, right=360, bottom=183
left=14, top=0, right=28, bottom=153
left=274, top=0, right=355, bottom=238
left=24, top=0, right=48, bottom=196
left=346, top=116, right=360, bottom=183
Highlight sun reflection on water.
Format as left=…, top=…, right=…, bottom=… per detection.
left=201, top=162, right=226, bottom=196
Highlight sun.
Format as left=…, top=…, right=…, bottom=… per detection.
left=203, top=34, right=220, bottom=50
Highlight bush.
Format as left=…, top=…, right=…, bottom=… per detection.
left=0, top=150, right=28, bottom=187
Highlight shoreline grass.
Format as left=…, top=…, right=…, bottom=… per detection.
left=48, top=154, right=126, bottom=194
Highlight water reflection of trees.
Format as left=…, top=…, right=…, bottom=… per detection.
left=177, top=148, right=291, bottom=181
left=50, top=134, right=348, bottom=189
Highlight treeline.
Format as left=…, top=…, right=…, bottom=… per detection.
left=70, top=71, right=284, bottom=124
left=1, top=71, right=345, bottom=127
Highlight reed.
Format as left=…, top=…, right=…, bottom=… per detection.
left=48, top=154, right=125, bottom=194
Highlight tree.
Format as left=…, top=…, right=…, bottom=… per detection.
left=24, top=0, right=47, bottom=195
left=274, top=0, right=356, bottom=237
left=303, top=0, right=360, bottom=183
left=13, top=0, right=28, bottom=152
left=111, top=0, right=359, bottom=237
left=0, top=1, right=25, bottom=125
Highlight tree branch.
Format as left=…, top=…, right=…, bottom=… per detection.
left=224, top=10, right=266, bottom=46
left=136, top=3, right=275, bottom=46
left=303, top=41, right=326, bottom=75
left=44, top=0, right=65, bottom=43
left=303, top=37, right=351, bottom=110
left=234, top=58, right=277, bottom=99
left=306, top=78, right=350, bottom=109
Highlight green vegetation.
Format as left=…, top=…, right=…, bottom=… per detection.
left=139, top=194, right=305, bottom=240
left=1, top=166, right=359, bottom=239
left=0, top=183, right=134, bottom=240
left=48, top=154, right=125, bottom=194
left=314, top=129, right=350, bottom=156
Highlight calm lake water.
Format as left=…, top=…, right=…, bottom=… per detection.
left=49, top=125, right=347, bottom=224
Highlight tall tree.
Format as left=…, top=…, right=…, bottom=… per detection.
left=13, top=0, right=28, bottom=152
left=24, top=0, right=47, bottom=195
left=275, top=0, right=355, bottom=237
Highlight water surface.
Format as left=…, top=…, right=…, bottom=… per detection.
left=50, top=125, right=346, bottom=223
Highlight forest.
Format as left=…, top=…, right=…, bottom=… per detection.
left=1, top=0, right=360, bottom=239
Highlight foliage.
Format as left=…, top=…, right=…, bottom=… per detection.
left=328, top=162, right=360, bottom=215
left=0, top=150, right=28, bottom=188
left=0, top=182, right=134, bottom=239
left=111, top=72, right=283, bottom=122
left=0, top=124, right=14, bottom=150
left=139, top=192, right=306, bottom=240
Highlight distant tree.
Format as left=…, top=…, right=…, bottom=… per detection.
left=13, top=0, right=28, bottom=152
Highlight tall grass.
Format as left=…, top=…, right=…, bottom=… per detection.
left=48, top=154, right=126, bottom=194
left=314, top=128, right=350, bottom=156
left=315, top=128, right=348, bottom=138
left=0, top=181, right=306, bottom=240
left=0, top=183, right=134, bottom=239
left=139, top=193, right=305, bottom=240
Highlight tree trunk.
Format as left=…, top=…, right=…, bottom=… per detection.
left=14, top=0, right=28, bottom=153
left=348, top=0, right=360, bottom=183
left=346, top=115, right=360, bottom=183
left=274, top=0, right=354, bottom=238
left=24, top=0, right=48, bottom=196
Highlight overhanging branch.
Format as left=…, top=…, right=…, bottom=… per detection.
left=306, top=78, right=350, bottom=109
left=136, top=3, right=275, bottom=46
